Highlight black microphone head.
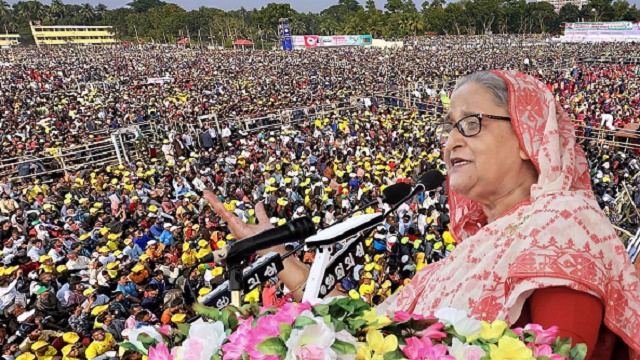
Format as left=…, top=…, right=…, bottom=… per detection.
left=285, top=217, right=317, bottom=238
left=418, top=170, right=445, bottom=192
left=381, top=183, right=412, bottom=205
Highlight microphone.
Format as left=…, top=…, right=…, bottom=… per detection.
left=409, top=170, right=445, bottom=198
left=198, top=217, right=317, bottom=264
left=333, top=182, right=412, bottom=224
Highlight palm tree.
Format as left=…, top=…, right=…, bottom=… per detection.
left=49, top=0, right=65, bottom=24
left=78, top=3, right=96, bottom=24
left=289, top=17, right=306, bottom=35
left=95, top=3, right=107, bottom=21
left=0, top=0, right=10, bottom=21
left=14, top=1, right=46, bottom=21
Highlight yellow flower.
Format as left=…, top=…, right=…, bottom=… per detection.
left=489, top=336, right=535, bottom=360
left=479, top=320, right=509, bottom=341
left=356, top=330, right=398, bottom=360
left=357, top=309, right=392, bottom=330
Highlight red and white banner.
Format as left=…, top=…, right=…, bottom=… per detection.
left=303, top=36, right=320, bottom=48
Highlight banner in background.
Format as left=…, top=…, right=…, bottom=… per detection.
left=293, top=35, right=373, bottom=49
left=562, top=21, right=640, bottom=42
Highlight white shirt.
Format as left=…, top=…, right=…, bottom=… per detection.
left=221, top=128, right=231, bottom=138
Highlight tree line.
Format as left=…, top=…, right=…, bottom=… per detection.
left=1, top=0, right=639, bottom=46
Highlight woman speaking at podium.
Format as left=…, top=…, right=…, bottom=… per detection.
left=203, top=70, right=640, bottom=359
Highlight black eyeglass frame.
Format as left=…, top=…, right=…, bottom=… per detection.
left=436, top=113, right=512, bottom=144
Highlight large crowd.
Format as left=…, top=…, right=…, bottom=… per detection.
left=1, top=35, right=640, bottom=360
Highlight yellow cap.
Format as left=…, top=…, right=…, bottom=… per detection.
left=99, top=228, right=109, bottom=235
left=171, top=313, right=186, bottom=323
left=56, top=265, right=68, bottom=272
left=106, top=261, right=120, bottom=270
left=4, top=266, right=18, bottom=275
left=349, top=289, right=360, bottom=299
left=182, top=243, right=190, bottom=251
left=198, top=240, right=208, bottom=247
left=210, top=267, right=224, bottom=277
left=61, top=344, right=75, bottom=356
left=99, top=246, right=110, bottom=253
left=16, top=354, right=35, bottom=360
left=139, top=254, right=150, bottom=261
left=216, top=240, right=227, bottom=248
left=31, top=341, right=49, bottom=350
left=39, top=255, right=52, bottom=263
left=363, top=272, right=373, bottom=279
left=83, top=288, right=96, bottom=296
left=198, top=287, right=211, bottom=296
left=124, top=238, right=132, bottom=245
left=62, top=332, right=80, bottom=344
left=91, top=304, right=109, bottom=316
left=79, top=233, right=91, bottom=241
left=132, top=264, right=145, bottom=272
left=107, top=233, right=120, bottom=240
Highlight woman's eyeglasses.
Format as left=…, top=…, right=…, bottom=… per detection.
left=434, top=113, right=511, bottom=145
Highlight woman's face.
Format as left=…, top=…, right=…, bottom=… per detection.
left=444, top=82, right=530, bottom=203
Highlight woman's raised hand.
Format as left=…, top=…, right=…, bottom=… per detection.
left=202, top=189, right=278, bottom=254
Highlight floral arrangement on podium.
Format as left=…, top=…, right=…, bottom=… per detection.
left=119, top=298, right=587, bottom=360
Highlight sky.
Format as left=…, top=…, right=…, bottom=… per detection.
left=5, top=0, right=395, bottom=13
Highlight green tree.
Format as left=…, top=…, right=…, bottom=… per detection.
left=529, top=1, right=557, bottom=33
left=558, top=3, right=581, bottom=25
left=384, top=0, right=404, bottom=13
left=126, top=0, right=166, bottom=13
left=588, top=0, right=614, bottom=21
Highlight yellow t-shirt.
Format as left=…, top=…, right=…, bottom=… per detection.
left=359, top=282, right=375, bottom=296
left=86, top=333, right=115, bottom=359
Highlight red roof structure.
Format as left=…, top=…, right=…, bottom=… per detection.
left=233, top=39, right=253, bottom=46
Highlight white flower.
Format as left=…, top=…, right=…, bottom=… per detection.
left=434, top=307, right=482, bottom=338
left=285, top=312, right=338, bottom=360
left=448, top=338, right=486, bottom=360
left=334, top=330, right=357, bottom=360
left=128, top=325, right=164, bottom=353
left=179, top=321, right=227, bottom=360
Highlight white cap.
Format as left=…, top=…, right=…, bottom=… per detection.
left=270, top=217, right=279, bottom=224
left=170, top=226, right=179, bottom=231
left=349, top=173, right=356, bottom=177
left=163, top=223, right=172, bottom=228
left=322, top=177, right=329, bottom=182
left=147, top=240, right=157, bottom=247
left=148, top=212, right=157, bottom=218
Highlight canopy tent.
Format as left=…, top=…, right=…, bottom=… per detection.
left=233, top=39, right=254, bottom=49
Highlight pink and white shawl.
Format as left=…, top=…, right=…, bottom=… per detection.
left=380, top=70, right=640, bottom=357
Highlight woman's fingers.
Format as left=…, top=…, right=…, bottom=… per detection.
left=255, top=202, right=272, bottom=225
left=202, top=190, right=233, bottom=223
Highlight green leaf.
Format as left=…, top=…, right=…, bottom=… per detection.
left=537, top=357, right=553, bottom=360
left=177, top=323, right=191, bottom=336
left=331, top=339, right=357, bottom=354
left=570, top=343, right=588, bottom=360
left=118, top=341, right=147, bottom=355
left=193, top=302, right=221, bottom=320
left=502, top=329, right=519, bottom=338
left=279, top=323, right=292, bottom=341
left=255, top=337, right=287, bottom=355
left=221, top=309, right=231, bottom=327
left=293, top=316, right=317, bottom=329
left=313, top=304, right=330, bottom=316
left=137, top=333, right=158, bottom=346
left=553, top=337, right=572, bottom=358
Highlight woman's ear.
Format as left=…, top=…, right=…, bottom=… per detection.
left=519, top=147, right=530, bottom=161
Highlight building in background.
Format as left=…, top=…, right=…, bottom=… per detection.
left=30, top=21, right=117, bottom=46
left=540, top=0, right=587, bottom=12
left=0, top=34, right=20, bottom=47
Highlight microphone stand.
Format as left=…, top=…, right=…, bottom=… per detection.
left=228, top=259, right=243, bottom=307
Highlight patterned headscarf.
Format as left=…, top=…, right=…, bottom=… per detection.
left=448, top=70, right=592, bottom=242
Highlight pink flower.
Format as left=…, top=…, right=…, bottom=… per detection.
left=222, top=317, right=253, bottom=360
left=392, top=311, right=435, bottom=322
left=420, top=322, right=447, bottom=341
left=149, top=343, right=173, bottom=360
left=245, top=315, right=282, bottom=360
left=533, top=344, right=565, bottom=360
left=299, top=344, right=329, bottom=360
left=157, top=324, right=172, bottom=337
left=274, top=302, right=313, bottom=324
left=523, top=324, right=559, bottom=345
left=402, top=337, right=455, bottom=360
